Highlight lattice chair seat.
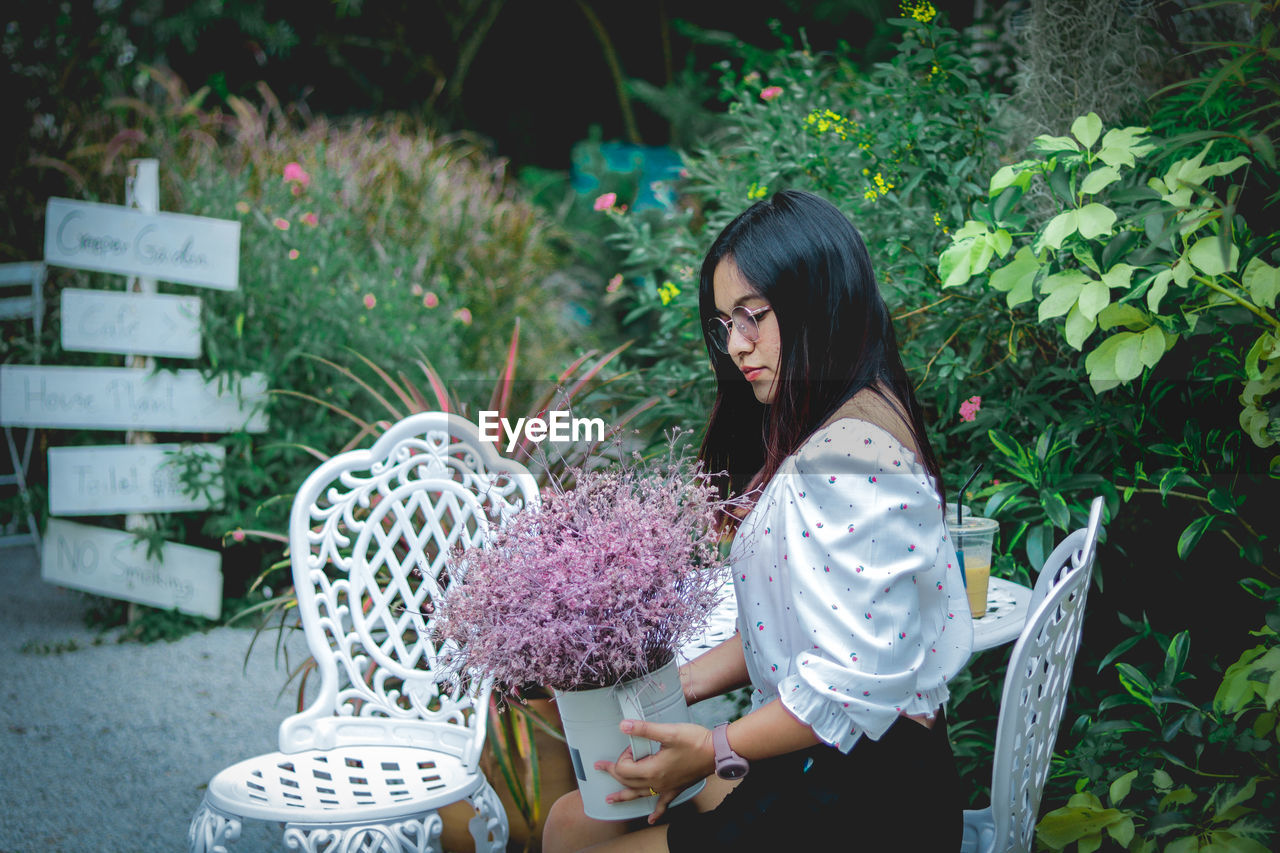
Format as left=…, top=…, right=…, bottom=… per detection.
left=190, top=413, right=539, bottom=853
left=960, top=496, right=1104, bottom=853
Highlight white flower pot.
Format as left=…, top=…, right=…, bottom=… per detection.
left=553, top=658, right=706, bottom=820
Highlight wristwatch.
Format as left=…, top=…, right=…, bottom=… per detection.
left=712, top=722, right=749, bottom=780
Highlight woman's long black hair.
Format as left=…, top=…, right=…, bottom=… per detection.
left=697, top=189, right=944, bottom=504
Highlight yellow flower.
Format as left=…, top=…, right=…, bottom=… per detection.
left=933, top=212, right=942, bottom=226
left=748, top=182, right=768, bottom=200
left=864, top=188, right=880, bottom=201
left=658, top=281, right=681, bottom=305
left=899, top=0, right=937, bottom=23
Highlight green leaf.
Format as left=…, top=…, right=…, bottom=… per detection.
left=1147, top=269, right=1174, bottom=313
left=1114, top=332, right=1145, bottom=380
left=1033, top=134, right=1082, bottom=154
left=1215, top=646, right=1267, bottom=714
left=1036, top=804, right=1125, bottom=847
left=1078, top=832, right=1103, bottom=853
left=1117, top=662, right=1155, bottom=708
left=990, top=163, right=1032, bottom=196
left=1065, top=304, right=1097, bottom=350
left=1188, top=237, right=1240, bottom=276
left=1077, top=203, right=1117, bottom=239
left=1072, top=113, right=1104, bottom=149
left=1041, top=489, right=1071, bottom=529
left=1164, top=837, right=1200, bottom=853
left=1139, top=325, right=1167, bottom=369
left=989, top=229, right=1013, bottom=258
left=1106, top=816, right=1135, bottom=847
left=1040, top=278, right=1087, bottom=321
left=988, top=429, right=1023, bottom=460
left=990, top=246, right=1041, bottom=307
left=1098, top=303, right=1147, bottom=330
left=1241, top=257, right=1280, bottom=308
left=1041, top=209, right=1079, bottom=250
left=939, top=238, right=976, bottom=288
left=1080, top=165, right=1121, bottom=195
left=1153, top=768, right=1174, bottom=790
left=1214, top=778, right=1258, bottom=820
left=1078, top=279, right=1111, bottom=321
left=1161, top=631, right=1191, bottom=690
left=1177, top=514, right=1214, bottom=559
left=1026, top=523, right=1052, bottom=571
left=1101, top=263, right=1136, bottom=290
left=1098, top=125, right=1154, bottom=167
left=1110, top=770, right=1139, bottom=806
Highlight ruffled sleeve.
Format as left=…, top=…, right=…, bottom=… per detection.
left=762, top=420, right=968, bottom=751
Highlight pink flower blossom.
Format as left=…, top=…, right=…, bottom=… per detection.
left=273, top=217, right=290, bottom=231
left=301, top=212, right=318, bottom=227
left=760, top=85, right=784, bottom=101
left=606, top=274, right=623, bottom=293
left=959, top=395, right=982, bottom=422
left=234, top=201, right=250, bottom=214
left=363, top=293, right=377, bottom=309
left=231, top=529, right=246, bottom=542
left=283, top=162, right=310, bottom=188
left=288, top=249, right=300, bottom=260
left=454, top=307, right=473, bottom=325
left=593, top=192, right=617, bottom=212
left=423, top=292, right=439, bottom=309
left=411, top=283, right=424, bottom=296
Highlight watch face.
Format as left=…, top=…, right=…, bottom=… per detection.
left=716, top=758, right=749, bottom=780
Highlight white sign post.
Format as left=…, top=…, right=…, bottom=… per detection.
left=43, top=197, right=241, bottom=290
left=0, top=365, right=268, bottom=432
left=42, top=518, right=223, bottom=619
left=48, top=444, right=226, bottom=516
left=60, top=288, right=201, bottom=357
left=2, top=157, right=256, bottom=620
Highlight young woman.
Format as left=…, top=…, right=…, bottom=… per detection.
left=543, top=189, right=974, bottom=852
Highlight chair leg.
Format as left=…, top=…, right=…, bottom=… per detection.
left=282, top=813, right=445, bottom=853
left=466, top=780, right=511, bottom=852
left=188, top=797, right=242, bottom=853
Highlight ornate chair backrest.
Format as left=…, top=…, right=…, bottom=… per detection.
left=988, top=496, right=1103, bottom=852
left=280, top=412, right=540, bottom=768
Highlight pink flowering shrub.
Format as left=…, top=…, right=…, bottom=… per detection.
left=436, top=449, right=731, bottom=692
left=959, top=395, right=982, bottom=422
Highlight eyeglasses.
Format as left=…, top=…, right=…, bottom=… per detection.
left=706, top=304, right=772, bottom=354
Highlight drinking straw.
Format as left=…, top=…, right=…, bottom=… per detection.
left=955, top=463, right=983, bottom=588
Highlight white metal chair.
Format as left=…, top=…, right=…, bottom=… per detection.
left=960, top=496, right=1104, bottom=853
left=189, top=412, right=537, bottom=853
left=0, top=262, right=45, bottom=556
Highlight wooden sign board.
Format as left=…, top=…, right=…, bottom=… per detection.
left=44, top=197, right=240, bottom=291
left=48, top=443, right=225, bottom=516
left=60, top=289, right=201, bottom=358
left=42, top=518, right=223, bottom=619
left=0, top=365, right=268, bottom=432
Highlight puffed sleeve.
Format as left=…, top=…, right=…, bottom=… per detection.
left=772, top=420, right=961, bottom=751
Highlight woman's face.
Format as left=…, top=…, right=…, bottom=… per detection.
left=712, top=258, right=782, bottom=405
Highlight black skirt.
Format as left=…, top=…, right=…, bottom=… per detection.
left=666, top=712, right=963, bottom=852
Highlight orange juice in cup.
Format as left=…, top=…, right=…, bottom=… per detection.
left=946, top=516, right=998, bottom=619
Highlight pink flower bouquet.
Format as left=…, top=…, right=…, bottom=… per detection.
left=436, top=450, right=731, bottom=693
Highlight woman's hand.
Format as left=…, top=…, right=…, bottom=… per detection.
left=594, top=719, right=716, bottom=824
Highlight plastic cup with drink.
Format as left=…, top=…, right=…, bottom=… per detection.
left=947, top=515, right=998, bottom=619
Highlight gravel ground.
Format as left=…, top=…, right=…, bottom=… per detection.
left=0, top=544, right=738, bottom=853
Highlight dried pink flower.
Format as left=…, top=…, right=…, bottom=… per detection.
left=959, top=395, right=982, bottom=422
left=454, top=307, right=473, bottom=325
left=593, top=192, right=617, bottom=212
left=363, top=293, right=377, bottom=309
left=288, top=249, right=300, bottom=260
left=423, top=292, right=440, bottom=309
left=760, top=85, right=784, bottom=101
left=273, top=217, right=290, bottom=231
left=606, top=274, right=623, bottom=293
left=436, top=445, right=732, bottom=692
left=301, top=212, right=319, bottom=227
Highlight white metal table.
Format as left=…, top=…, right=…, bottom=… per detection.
left=678, top=576, right=1033, bottom=663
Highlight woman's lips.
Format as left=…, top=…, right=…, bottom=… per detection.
left=741, top=367, right=764, bottom=382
